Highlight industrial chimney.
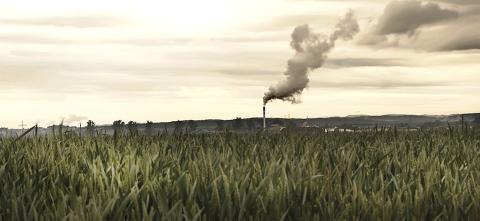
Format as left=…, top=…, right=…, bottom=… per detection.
left=263, top=105, right=266, bottom=130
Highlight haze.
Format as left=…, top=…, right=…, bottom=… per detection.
left=1, top=0, right=479, bottom=128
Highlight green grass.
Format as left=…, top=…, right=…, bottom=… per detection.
left=1, top=128, right=480, bottom=220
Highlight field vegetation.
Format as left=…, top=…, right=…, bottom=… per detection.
left=1, top=127, right=479, bottom=220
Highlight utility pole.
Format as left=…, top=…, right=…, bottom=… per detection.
left=19, top=121, right=27, bottom=133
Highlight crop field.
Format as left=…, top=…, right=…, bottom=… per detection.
left=1, top=128, right=480, bottom=220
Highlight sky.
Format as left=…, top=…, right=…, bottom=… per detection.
left=0, top=0, right=479, bottom=128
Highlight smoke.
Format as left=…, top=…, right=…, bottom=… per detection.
left=263, top=10, right=359, bottom=105
left=63, top=114, right=88, bottom=125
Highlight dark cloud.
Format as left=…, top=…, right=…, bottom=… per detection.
left=360, top=0, right=480, bottom=51
left=0, top=15, right=126, bottom=28
left=417, top=15, right=480, bottom=51
left=290, top=0, right=479, bottom=5
left=325, top=58, right=404, bottom=68
left=438, top=34, right=480, bottom=51
left=310, top=79, right=449, bottom=89
left=374, top=1, right=458, bottom=35
left=432, top=0, right=480, bottom=5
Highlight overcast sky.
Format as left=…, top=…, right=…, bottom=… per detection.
left=1, top=0, right=479, bottom=128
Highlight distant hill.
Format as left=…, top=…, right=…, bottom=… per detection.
left=94, top=113, right=480, bottom=133
left=1, top=113, right=479, bottom=137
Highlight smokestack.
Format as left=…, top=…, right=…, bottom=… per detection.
left=263, top=105, right=266, bottom=130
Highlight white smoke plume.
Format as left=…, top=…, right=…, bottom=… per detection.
left=62, top=114, right=88, bottom=125
left=263, top=10, right=359, bottom=105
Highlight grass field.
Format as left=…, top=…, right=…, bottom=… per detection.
left=1, top=128, right=480, bottom=220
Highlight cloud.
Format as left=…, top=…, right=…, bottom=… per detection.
left=374, top=1, right=457, bottom=35
left=0, top=33, right=281, bottom=46
left=289, top=0, right=479, bottom=5
left=0, top=59, right=176, bottom=94
left=359, top=0, right=480, bottom=51
left=412, top=15, right=480, bottom=51
left=245, top=14, right=337, bottom=32
left=325, top=58, right=404, bottom=68
left=362, top=13, right=480, bottom=51
left=217, top=69, right=280, bottom=77
left=0, top=33, right=74, bottom=44
left=0, top=15, right=126, bottom=28
left=312, top=81, right=447, bottom=89
left=105, top=38, right=193, bottom=46
left=310, top=77, right=449, bottom=89
left=438, top=32, right=480, bottom=51
left=432, top=0, right=480, bottom=5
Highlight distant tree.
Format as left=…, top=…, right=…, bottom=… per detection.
left=127, top=121, right=138, bottom=136
left=173, top=121, right=184, bottom=133
left=284, top=119, right=296, bottom=129
left=270, top=118, right=283, bottom=126
left=188, top=120, right=198, bottom=132
left=473, top=117, right=480, bottom=128
left=86, top=120, right=95, bottom=135
left=233, top=117, right=243, bottom=131
left=145, top=121, right=154, bottom=136
left=216, top=121, right=225, bottom=131
left=245, top=119, right=256, bottom=131
left=113, top=120, right=125, bottom=135
left=421, top=120, right=443, bottom=129
left=340, top=123, right=353, bottom=130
